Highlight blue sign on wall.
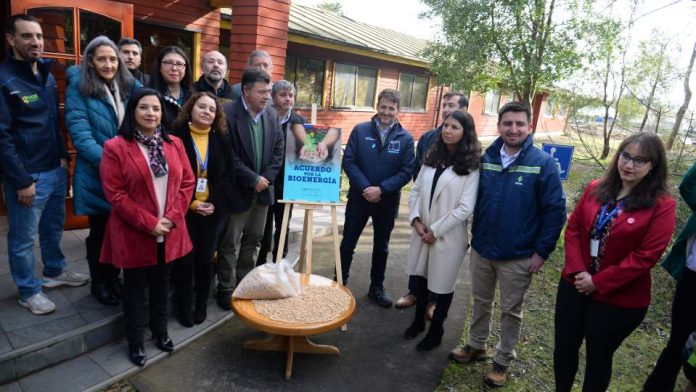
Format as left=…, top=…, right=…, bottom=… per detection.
left=542, top=143, right=574, bottom=181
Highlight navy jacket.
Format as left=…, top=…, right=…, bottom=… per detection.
left=222, top=98, right=284, bottom=213
left=193, top=76, right=236, bottom=105
left=0, top=52, right=68, bottom=189
left=471, top=136, right=566, bottom=261
left=414, top=125, right=441, bottom=180
left=342, top=116, right=415, bottom=203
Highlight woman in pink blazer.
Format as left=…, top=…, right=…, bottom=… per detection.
left=554, top=132, right=676, bottom=391
left=100, top=88, right=195, bottom=367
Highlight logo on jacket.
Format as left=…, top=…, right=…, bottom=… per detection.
left=21, top=93, right=39, bottom=104
left=365, top=136, right=377, bottom=149
left=515, top=175, right=524, bottom=186
left=387, top=140, right=400, bottom=154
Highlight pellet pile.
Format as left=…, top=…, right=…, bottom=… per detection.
left=253, top=285, right=351, bottom=323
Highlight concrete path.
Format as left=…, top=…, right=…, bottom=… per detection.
left=128, top=202, right=473, bottom=392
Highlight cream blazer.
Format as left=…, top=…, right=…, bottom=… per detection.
left=406, top=165, right=480, bottom=293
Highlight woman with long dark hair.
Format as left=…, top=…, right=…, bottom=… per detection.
left=170, top=91, right=235, bottom=327
left=65, top=35, right=140, bottom=306
left=99, top=88, right=194, bottom=367
left=148, top=46, right=192, bottom=128
left=404, top=111, right=480, bottom=351
left=554, top=132, right=676, bottom=391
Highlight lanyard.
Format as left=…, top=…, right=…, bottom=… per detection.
left=192, top=139, right=209, bottom=173
left=593, top=202, right=623, bottom=238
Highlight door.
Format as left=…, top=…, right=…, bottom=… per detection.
left=9, top=0, right=133, bottom=229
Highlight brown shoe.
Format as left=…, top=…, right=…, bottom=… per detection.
left=394, top=293, right=417, bottom=309
left=448, top=344, right=488, bottom=364
left=426, top=302, right=436, bottom=320
left=484, top=361, right=509, bottom=388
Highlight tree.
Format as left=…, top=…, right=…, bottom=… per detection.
left=421, top=0, right=590, bottom=107
left=667, top=39, right=696, bottom=150
left=317, top=1, right=343, bottom=15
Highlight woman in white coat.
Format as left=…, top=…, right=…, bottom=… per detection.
left=405, top=110, right=481, bottom=351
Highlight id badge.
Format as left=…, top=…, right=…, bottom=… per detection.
left=196, top=178, right=208, bottom=193
left=590, top=239, right=600, bottom=257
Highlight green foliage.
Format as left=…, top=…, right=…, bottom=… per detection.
left=317, top=1, right=343, bottom=15
left=421, top=0, right=591, bottom=105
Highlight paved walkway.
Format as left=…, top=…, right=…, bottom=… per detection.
left=0, top=203, right=345, bottom=392
left=128, top=202, right=473, bottom=392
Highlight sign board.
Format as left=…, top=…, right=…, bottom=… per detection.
left=283, top=124, right=342, bottom=202
left=542, top=143, right=574, bottom=181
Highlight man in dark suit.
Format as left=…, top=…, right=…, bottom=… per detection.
left=216, top=67, right=284, bottom=310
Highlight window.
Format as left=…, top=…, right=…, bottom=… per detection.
left=502, top=91, right=515, bottom=104
left=332, top=63, right=377, bottom=109
left=483, top=89, right=502, bottom=115
left=398, top=73, right=429, bottom=111
left=544, top=97, right=566, bottom=117
left=285, top=55, right=326, bottom=107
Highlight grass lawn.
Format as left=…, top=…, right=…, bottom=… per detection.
left=436, top=137, right=693, bottom=391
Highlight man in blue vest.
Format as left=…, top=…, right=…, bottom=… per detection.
left=0, top=14, right=89, bottom=315
left=448, top=101, right=566, bottom=387
left=340, top=88, right=415, bottom=307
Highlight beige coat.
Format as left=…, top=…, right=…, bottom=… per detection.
left=406, top=165, right=479, bottom=294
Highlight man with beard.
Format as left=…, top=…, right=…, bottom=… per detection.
left=193, top=50, right=235, bottom=104
left=118, top=38, right=149, bottom=86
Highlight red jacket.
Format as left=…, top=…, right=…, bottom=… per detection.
left=562, top=180, right=676, bottom=308
left=99, top=135, right=195, bottom=268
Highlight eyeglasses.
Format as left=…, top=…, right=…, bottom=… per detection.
left=161, top=60, right=186, bottom=70
left=618, top=151, right=650, bottom=167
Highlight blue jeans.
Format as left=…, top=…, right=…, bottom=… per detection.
left=3, top=166, right=67, bottom=299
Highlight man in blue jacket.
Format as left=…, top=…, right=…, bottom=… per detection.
left=0, top=15, right=89, bottom=315
left=448, top=102, right=566, bottom=387
left=340, top=88, right=415, bottom=307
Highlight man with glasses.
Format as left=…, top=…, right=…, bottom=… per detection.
left=0, top=14, right=89, bottom=315
left=118, top=38, right=149, bottom=86
left=193, top=50, right=235, bottom=104
left=448, top=101, right=565, bottom=388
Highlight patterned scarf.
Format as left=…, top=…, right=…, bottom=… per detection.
left=135, top=127, right=168, bottom=177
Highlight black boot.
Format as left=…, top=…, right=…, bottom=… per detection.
left=405, top=276, right=429, bottom=339
left=416, top=292, right=453, bottom=351
left=128, top=343, right=146, bottom=367
left=91, top=283, right=119, bottom=306
left=194, top=294, right=208, bottom=325
left=176, top=291, right=194, bottom=328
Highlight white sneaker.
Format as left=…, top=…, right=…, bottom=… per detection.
left=18, top=292, right=56, bottom=315
left=42, top=269, right=90, bottom=288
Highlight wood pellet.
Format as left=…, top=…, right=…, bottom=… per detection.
left=253, top=285, right=351, bottom=323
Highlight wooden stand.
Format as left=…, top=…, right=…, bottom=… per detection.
left=232, top=274, right=355, bottom=380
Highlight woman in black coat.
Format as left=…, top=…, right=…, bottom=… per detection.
left=149, top=46, right=192, bottom=128
left=170, top=91, right=235, bottom=326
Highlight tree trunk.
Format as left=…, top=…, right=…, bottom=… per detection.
left=654, top=107, right=662, bottom=133
left=666, top=39, right=696, bottom=150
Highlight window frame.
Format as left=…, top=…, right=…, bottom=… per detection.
left=284, top=54, right=327, bottom=109
left=331, top=62, right=379, bottom=111
left=397, top=72, right=429, bottom=112
left=483, top=89, right=502, bottom=115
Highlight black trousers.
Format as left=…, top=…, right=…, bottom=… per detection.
left=553, top=278, right=647, bottom=392
left=123, top=243, right=172, bottom=348
left=86, top=214, right=120, bottom=286
left=258, top=201, right=293, bottom=265
left=339, top=195, right=399, bottom=288
left=643, top=268, right=696, bottom=391
left=172, top=213, right=220, bottom=307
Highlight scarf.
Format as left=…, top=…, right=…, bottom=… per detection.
left=135, top=127, right=168, bottom=177
left=104, top=80, right=125, bottom=127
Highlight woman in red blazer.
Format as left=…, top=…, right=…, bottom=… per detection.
left=553, top=132, right=676, bottom=391
left=100, top=88, right=195, bottom=367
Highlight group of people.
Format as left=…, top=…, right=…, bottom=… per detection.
left=1, top=13, right=694, bottom=391
left=0, top=14, right=300, bottom=367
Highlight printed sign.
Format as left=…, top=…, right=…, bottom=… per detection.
left=283, top=124, right=342, bottom=202
left=542, top=143, right=574, bottom=181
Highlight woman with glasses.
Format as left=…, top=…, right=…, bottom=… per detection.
left=149, top=46, right=192, bottom=128
left=65, top=36, right=140, bottom=306
left=169, top=91, right=235, bottom=327
left=643, top=159, right=696, bottom=391
left=553, top=132, right=676, bottom=391
left=100, top=88, right=195, bottom=367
